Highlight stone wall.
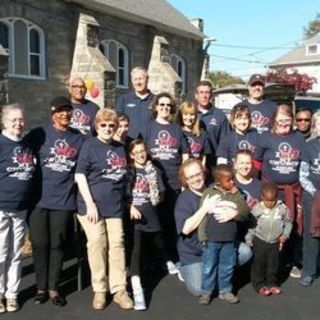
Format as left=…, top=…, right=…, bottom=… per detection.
left=1, top=0, right=204, bottom=128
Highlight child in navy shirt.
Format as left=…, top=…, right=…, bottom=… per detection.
left=126, top=139, right=167, bottom=310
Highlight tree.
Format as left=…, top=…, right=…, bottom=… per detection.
left=265, top=68, right=317, bottom=93
left=303, top=13, right=320, bottom=39
left=208, top=71, right=245, bottom=88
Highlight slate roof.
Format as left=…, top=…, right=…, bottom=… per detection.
left=269, top=32, right=320, bottom=67
left=69, top=0, right=204, bottom=40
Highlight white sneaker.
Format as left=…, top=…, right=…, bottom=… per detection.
left=6, top=298, right=19, bottom=312
left=166, top=261, right=179, bottom=275
left=133, top=290, right=146, bottom=311
left=177, top=270, right=184, bottom=282
left=290, top=266, right=302, bottom=279
left=0, top=300, right=6, bottom=313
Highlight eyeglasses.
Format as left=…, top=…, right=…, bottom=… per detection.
left=276, top=119, right=292, bottom=125
left=296, top=118, right=311, bottom=123
left=99, top=123, right=115, bottom=128
left=7, top=118, right=25, bottom=124
left=71, top=85, right=86, bottom=89
left=186, top=171, right=203, bottom=180
left=159, top=103, right=172, bottom=107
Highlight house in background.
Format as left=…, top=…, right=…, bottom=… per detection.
left=269, top=32, right=320, bottom=95
left=0, top=0, right=205, bottom=127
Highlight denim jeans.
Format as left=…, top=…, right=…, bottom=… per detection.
left=201, top=242, right=236, bottom=294
left=179, top=262, right=202, bottom=296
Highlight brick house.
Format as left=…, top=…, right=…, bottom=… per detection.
left=0, top=0, right=205, bottom=127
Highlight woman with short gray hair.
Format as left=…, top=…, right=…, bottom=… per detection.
left=299, top=110, right=320, bottom=286
left=0, top=103, right=35, bottom=313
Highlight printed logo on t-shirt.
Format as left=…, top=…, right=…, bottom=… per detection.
left=187, top=137, right=202, bottom=158
left=102, top=150, right=127, bottom=181
left=251, top=111, right=269, bottom=133
left=132, top=173, right=150, bottom=206
left=45, top=139, right=77, bottom=172
left=151, top=130, right=178, bottom=160
left=238, top=140, right=256, bottom=153
left=270, top=142, right=300, bottom=175
left=7, top=146, right=35, bottom=180
left=311, top=153, right=320, bottom=175
left=126, top=103, right=136, bottom=108
left=209, top=117, right=217, bottom=126
left=70, top=109, right=91, bottom=135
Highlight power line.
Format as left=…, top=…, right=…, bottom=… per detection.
left=211, top=43, right=295, bottom=50
left=209, top=54, right=267, bottom=65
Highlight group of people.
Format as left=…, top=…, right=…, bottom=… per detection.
left=0, top=66, right=319, bottom=314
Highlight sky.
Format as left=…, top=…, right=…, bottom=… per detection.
left=167, top=0, right=319, bottom=80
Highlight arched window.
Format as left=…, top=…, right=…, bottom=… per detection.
left=100, top=40, right=129, bottom=87
left=0, top=18, right=45, bottom=78
left=171, top=54, right=186, bottom=94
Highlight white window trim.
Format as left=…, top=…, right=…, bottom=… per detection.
left=100, top=40, right=129, bottom=88
left=171, top=53, right=186, bottom=94
left=305, top=44, right=318, bottom=56
left=0, top=17, right=46, bottom=79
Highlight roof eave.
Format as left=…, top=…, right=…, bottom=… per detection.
left=67, top=0, right=204, bottom=40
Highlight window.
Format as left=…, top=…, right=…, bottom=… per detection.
left=0, top=18, right=45, bottom=78
left=100, top=40, right=129, bottom=87
left=306, top=44, right=318, bottom=55
left=171, top=54, right=186, bottom=94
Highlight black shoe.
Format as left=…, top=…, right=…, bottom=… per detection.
left=34, top=292, right=48, bottom=305
left=50, top=295, right=66, bottom=307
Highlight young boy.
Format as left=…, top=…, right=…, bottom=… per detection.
left=246, top=182, right=292, bottom=296
left=198, top=164, right=249, bottom=305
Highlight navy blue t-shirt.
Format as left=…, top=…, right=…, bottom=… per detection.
left=28, top=125, right=84, bottom=211
left=145, top=121, right=188, bottom=190
left=198, top=105, right=229, bottom=151
left=70, top=99, right=99, bottom=137
left=235, top=177, right=262, bottom=210
left=216, top=129, right=259, bottom=163
left=174, top=189, right=202, bottom=265
left=301, top=138, right=320, bottom=190
left=76, top=138, right=127, bottom=218
left=0, top=134, right=36, bottom=211
left=254, top=131, right=303, bottom=184
left=116, top=91, right=155, bottom=139
left=183, top=130, right=211, bottom=159
left=131, top=167, right=165, bottom=232
left=239, top=99, right=277, bottom=134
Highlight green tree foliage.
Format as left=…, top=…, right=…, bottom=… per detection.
left=303, top=13, right=320, bottom=39
left=208, top=71, right=245, bottom=88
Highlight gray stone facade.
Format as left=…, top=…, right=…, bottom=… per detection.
left=0, top=0, right=204, bottom=128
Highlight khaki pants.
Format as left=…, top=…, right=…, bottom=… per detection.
left=77, top=215, right=126, bottom=293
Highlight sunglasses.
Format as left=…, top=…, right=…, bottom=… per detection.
left=296, top=118, right=311, bottom=123
left=159, top=103, right=172, bottom=107
left=99, top=123, right=115, bottom=128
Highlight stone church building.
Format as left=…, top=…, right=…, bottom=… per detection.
left=0, top=0, right=206, bottom=127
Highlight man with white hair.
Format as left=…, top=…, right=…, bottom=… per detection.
left=116, top=66, right=155, bottom=140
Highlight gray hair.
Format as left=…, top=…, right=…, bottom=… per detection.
left=131, top=66, right=148, bottom=77
left=1, top=103, right=24, bottom=127
left=308, top=110, right=320, bottom=140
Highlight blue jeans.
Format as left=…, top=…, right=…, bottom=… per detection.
left=201, top=242, right=236, bottom=294
left=179, top=262, right=202, bottom=296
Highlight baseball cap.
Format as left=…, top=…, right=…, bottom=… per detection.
left=50, top=96, right=73, bottom=113
left=248, top=74, right=265, bottom=86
